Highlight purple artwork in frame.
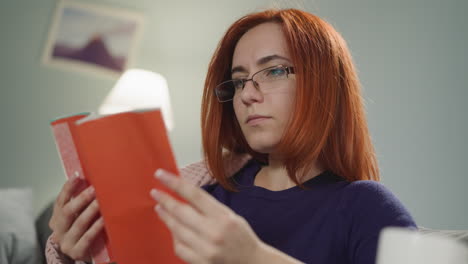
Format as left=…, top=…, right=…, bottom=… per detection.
left=42, top=0, right=144, bottom=78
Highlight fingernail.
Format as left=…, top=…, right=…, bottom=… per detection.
left=150, top=189, right=161, bottom=200
left=155, top=169, right=172, bottom=184
left=73, top=171, right=81, bottom=180
left=88, top=186, right=95, bottom=195
left=155, top=169, right=165, bottom=178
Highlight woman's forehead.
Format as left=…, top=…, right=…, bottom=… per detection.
left=232, top=23, right=290, bottom=70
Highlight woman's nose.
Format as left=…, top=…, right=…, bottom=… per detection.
left=239, top=80, right=263, bottom=104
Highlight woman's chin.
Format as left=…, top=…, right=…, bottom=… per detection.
left=247, top=141, right=278, bottom=154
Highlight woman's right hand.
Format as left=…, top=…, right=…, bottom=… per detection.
left=49, top=175, right=105, bottom=262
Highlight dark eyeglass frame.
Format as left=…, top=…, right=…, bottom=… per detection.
left=214, top=64, right=295, bottom=103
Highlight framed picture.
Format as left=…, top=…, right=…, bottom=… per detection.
left=42, top=0, right=144, bottom=78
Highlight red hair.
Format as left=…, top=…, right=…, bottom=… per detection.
left=201, top=9, right=380, bottom=191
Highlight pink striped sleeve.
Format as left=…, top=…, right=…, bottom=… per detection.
left=180, top=153, right=251, bottom=186
left=45, top=235, right=87, bottom=264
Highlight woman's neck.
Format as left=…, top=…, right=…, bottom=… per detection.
left=254, top=156, right=323, bottom=191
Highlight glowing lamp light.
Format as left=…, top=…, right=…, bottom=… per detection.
left=98, top=69, right=174, bottom=131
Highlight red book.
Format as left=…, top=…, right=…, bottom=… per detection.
left=50, top=108, right=184, bottom=264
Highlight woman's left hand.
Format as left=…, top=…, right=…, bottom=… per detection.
left=150, top=169, right=264, bottom=264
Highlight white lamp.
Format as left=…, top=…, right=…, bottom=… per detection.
left=98, top=69, right=174, bottom=131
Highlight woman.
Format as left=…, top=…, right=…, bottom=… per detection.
left=47, top=8, right=416, bottom=264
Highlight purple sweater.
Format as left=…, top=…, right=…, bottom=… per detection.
left=202, top=160, right=417, bottom=264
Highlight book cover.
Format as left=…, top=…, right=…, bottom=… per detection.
left=50, top=108, right=184, bottom=264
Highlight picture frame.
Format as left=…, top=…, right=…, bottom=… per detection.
left=42, top=0, right=144, bottom=78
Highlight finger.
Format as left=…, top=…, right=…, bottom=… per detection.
left=152, top=191, right=222, bottom=252
left=56, top=175, right=82, bottom=207
left=55, top=187, right=96, bottom=237
left=63, top=185, right=96, bottom=219
left=72, top=217, right=105, bottom=260
left=154, top=169, right=227, bottom=216
left=156, top=206, right=207, bottom=263
left=64, top=199, right=101, bottom=245
left=173, top=238, right=205, bottom=264
left=150, top=189, right=205, bottom=235
left=51, top=178, right=84, bottom=231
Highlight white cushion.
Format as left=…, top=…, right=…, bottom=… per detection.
left=0, top=188, right=39, bottom=264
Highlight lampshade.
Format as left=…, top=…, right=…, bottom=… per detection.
left=98, top=69, right=174, bottom=131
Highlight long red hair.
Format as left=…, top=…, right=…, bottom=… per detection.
left=201, top=9, right=380, bottom=191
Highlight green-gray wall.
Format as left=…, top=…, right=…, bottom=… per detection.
left=1, top=0, right=467, bottom=229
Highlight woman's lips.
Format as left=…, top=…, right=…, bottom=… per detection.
left=246, top=115, right=271, bottom=125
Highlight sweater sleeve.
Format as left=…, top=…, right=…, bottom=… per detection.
left=45, top=154, right=251, bottom=264
left=45, top=236, right=87, bottom=264
left=342, top=181, right=417, bottom=264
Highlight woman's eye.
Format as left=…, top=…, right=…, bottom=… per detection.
left=267, top=68, right=286, bottom=76
left=232, top=79, right=244, bottom=89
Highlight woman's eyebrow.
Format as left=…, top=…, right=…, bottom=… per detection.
left=231, top=66, right=247, bottom=75
left=257, top=54, right=291, bottom=65
left=231, top=54, right=291, bottom=75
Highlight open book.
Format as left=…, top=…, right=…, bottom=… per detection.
left=50, top=108, right=184, bottom=264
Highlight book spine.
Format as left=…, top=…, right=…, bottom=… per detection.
left=51, top=118, right=112, bottom=264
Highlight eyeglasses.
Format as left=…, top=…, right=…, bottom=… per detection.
left=214, top=65, right=295, bottom=102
